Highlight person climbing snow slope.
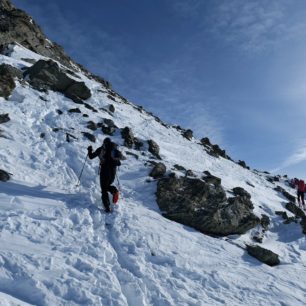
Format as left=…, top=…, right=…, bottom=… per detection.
left=87, top=137, right=125, bottom=213
left=296, top=179, right=306, bottom=209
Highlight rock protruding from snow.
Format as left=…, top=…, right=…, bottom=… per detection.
left=24, top=60, right=91, bottom=102
left=156, top=176, right=260, bottom=236
left=0, top=63, right=23, bottom=79
left=275, top=186, right=296, bottom=203
left=0, top=64, right=16, bottom=99
left=200, top=137, right=230, bottom=160
left=285, top=202, right=305, bottom=218
left=0, top=113, right=10, bottom=124
left=0, top=169, right=10, bottom=181
left=148, top=139, right=161, bottom=159
left=149, top=162, right=166, bottom=179
left=246, top=245, right=280, bottom=266
left=121, top=127, right=135, bottom=148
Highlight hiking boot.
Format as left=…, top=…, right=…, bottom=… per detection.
left=113, top=191, right=119, bottom=204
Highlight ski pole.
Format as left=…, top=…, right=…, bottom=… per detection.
left=116, top=173, right=121, bottom=192
left=76, top=153, right=88, bottom=187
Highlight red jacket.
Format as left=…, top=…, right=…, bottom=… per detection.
left=298, top=180, right=305, bottom=192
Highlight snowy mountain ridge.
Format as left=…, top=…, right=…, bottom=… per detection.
left=0, top=4, right=306, bottom=305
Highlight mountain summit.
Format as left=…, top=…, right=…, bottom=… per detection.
left=0, top=1, right=306, bottom=305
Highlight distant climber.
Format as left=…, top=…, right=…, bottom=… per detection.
left=87, top=137, right=125, bottom=213
left=296, top=179, right=305, bottom=209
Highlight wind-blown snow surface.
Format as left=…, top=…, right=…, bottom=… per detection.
left=0, top=45, right=306, bottom=305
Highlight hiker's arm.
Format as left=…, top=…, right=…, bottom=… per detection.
left=87, top=146, right=101, bottom=159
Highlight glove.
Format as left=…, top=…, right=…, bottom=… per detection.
left=87, top=146, right=93, bottom=152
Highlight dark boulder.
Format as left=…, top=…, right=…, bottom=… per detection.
left=156, top=176, right=260, bottom=236
left=200, top=137, right=211, bottom=146
left=183, top=129, right=193, bottom=140
left=82, top=132, right=96, bottom=143
left=109, top=104, right=115, bottom=113
left=274, top=186, right=296, bottom=203
left=260, top=214, right=270, bottom=230
left=202, top=174, right=221, bottom=186
left=148, top=139, right=161, bottom=159
left=232, top=187, right=251, bottom=199
left=173, top=164, right=186, bottom=172
left=0, top=64, right=16, bottom=99
left=68, top=108, right=81, bottom=114
left=0, top=113, right=10, bottom=124
left=0, top=63, right=23, bottom=79
left=24, top=60, right=91, bottom=101
left=87, top=121, right=97, bottom=131
left=121, top=127, right=134, bottom=148
left=101, top=119, right=117, bottom=136
left=149, top=163, right=166, bottom=179
left=185, top=170, right=195, bottom=177
left=246, top=245, right=280, bottom=266
left=0, top=169, right=11, bottom=182
left=285, top=202, right=305, bottom=218
left=238, top=160, right=250, bottom=169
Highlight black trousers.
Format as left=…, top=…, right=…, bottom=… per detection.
left=100, top=173, right=117, bottom=210
left=297, top=191, right=305, bottom=206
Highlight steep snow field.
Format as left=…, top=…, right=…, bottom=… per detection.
left=0, top=45, right=306, bottom=305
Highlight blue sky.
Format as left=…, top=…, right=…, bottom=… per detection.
left=12, top=0, right=306, bottom=178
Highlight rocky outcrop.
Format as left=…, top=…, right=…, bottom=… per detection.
left=183, top=129, right=193, bottom=140
left=238, top=160, right=250, bottom=170
left=246, top=245, right=280, bottom=266
left=148, top=140, right=161, bottom=159
left=0, top=64, right=16, bottom=99
left=150, top=163, right=166, bottom=179
left=0, top=113, right=10, bottom=124
left=0, top=63, right=23, bottom=79
left=200, top=137, right=230, bottom=159
left=285, top=202, right=305, bottom=218
left=24, top=60, right=91, bottom=102
left=156, top=176, right=260, bottom=236
left=0, top=169, right=11, bottom=182
left=275, top=186, right=296, bottom=203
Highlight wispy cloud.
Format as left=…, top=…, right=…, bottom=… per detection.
left=172, top=0, right=306, bottom=53
left=273, top=146, right=306, bottom=173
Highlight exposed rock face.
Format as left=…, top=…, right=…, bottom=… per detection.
left=1, top=1, right=112, bottom=89
left=156, top=176, right=260, bottom=236
left=0, top=169, right=11, bottom=182
left=232, top=187, right=251, bottom=199
left=0, top=63, right=23, bottom=79
left=0, top=113, right=10, bottom=124
left=285, top=202, right=305, bottom=218
left=202, top=174, right=221, bottom=186
left=200, top=137, right=230, bottom=160
left=275, top=186, right=296, bottom=203
left=24, top=60, right=91, bottom=102
left=149, top=163, right=166, bottom=179
left=246, top=245, right=280, bottom=266
left=183, top=129, right=193, bottom=140
left=148, top=139, right=161, bottom=159
left=0, top=64, right=16, bottom=99
left=238, top=160, right=250, bottom=170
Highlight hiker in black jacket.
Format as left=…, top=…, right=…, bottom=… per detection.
left=87, top=137, right=124, bottom=212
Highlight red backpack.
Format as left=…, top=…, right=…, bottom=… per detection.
left=298, top=180, right=305, bottom=192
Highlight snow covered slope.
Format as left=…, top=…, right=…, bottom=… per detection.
left=0, top=44, right=306, bottom=306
